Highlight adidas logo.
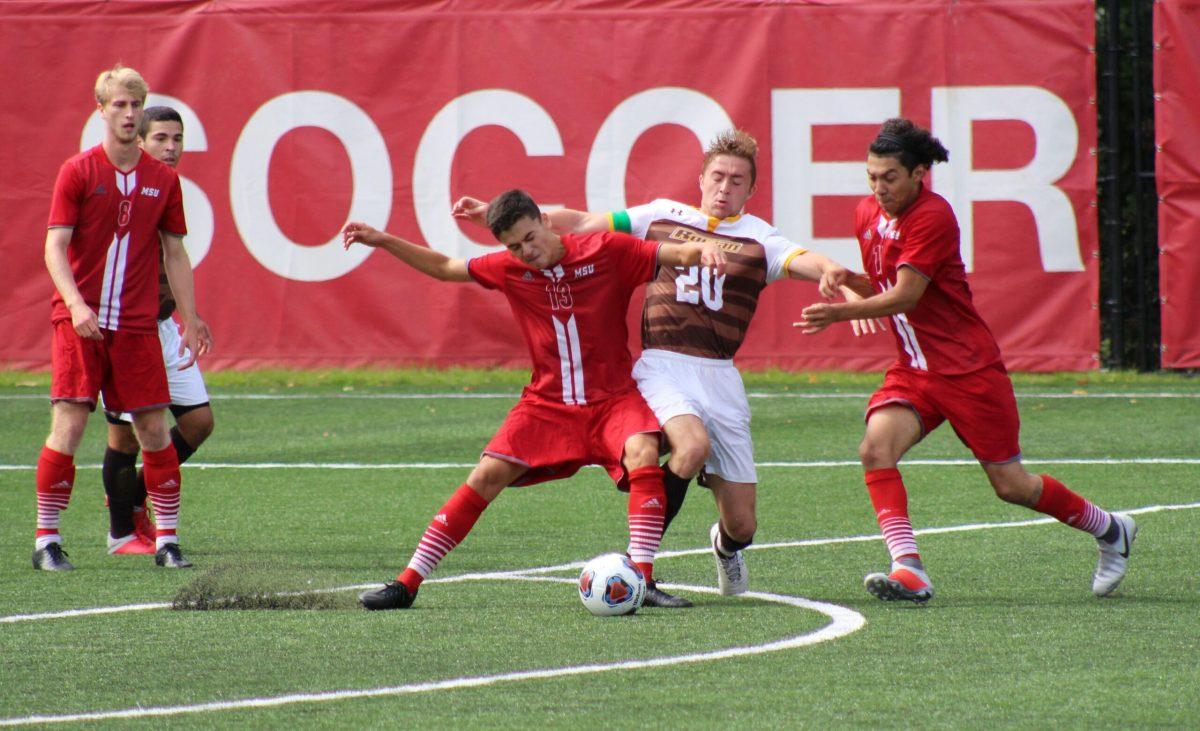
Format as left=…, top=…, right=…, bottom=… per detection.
left=522, top=271, right=533, bottom=281
left=157, top=479, right=180, bottom=489
left=641, top=497, right=662, bottom=509
left=93, top=185, right=107, bottom=195
left=50, top=481, right=71, bottom=489
left=434, top=513, right=449, bottom=526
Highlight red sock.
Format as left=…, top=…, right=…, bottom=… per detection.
left=36, top=446, right=75, bottom=540
left=865, top=468, right=920, bottom=562
left=625, top=466, right=665, bottom=583
left=400, top=484, right=489, bottom=591
left=1034, top=475, right=1111, bottom=537
left=142, top=444, right=181, bottom=544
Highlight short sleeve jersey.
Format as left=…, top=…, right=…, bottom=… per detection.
left=47, top=145, right=187, bottom=334
left=855, top=185, right=1002, bottom=375
left=468, top=231, right=660, bottom=405
left=609, top=199, right=806, bottom=359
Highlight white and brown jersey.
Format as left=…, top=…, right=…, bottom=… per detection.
left=609, top=199, right=806, bottom=360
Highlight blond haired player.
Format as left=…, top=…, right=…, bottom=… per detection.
left=35, top=65, right=211, bottom=571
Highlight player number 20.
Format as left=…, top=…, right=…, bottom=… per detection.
left=675, top=266, right=725, bottom=311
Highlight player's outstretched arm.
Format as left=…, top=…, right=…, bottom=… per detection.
left=342, top=221, right=470, bottom=282
left=796, top=266, right=928, bottom=334
left=44, top=227, right=101, bottom=340
left=545, top=208, right=609, bottom=235
left=162, top=232, right=213, bottom=369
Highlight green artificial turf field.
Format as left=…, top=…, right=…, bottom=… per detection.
left=0, top=370, right=1196, bottom=728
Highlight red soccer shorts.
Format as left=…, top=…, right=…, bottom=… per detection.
left=484, top=387, right=661, bottom=489
left=865, top=362, right=1022, bottom=464
left=50, top=320, right=170, bottom=414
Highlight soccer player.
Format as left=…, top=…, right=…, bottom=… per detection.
left=101, top=106, right=216, bottom=556
left=797, top=118, right=1136, bottom=602
left=345, top=189, right=721, bottom=610
left=35, top=65, right=211, bottom=571
left=453, top=130, right=854, bottom=606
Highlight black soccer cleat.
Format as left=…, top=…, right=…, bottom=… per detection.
left=155, top=543, right=194, bottom=569
left=32, top=543, right=74, bottom=571
left=360, top=580, right=417, bottom=610
left=642, top=580, right=693, bottom=608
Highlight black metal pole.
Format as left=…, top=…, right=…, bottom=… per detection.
left=1100, top=0, right=1125, bottom=369
left=1129, top=0, right=1157, bottom=370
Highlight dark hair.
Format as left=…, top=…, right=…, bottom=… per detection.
left=486, top=189, right=541, bottom=238
left=869, top=118, right=949, bottom=172
left=702, top=129, right=758, bottom=187
left=139, top=106, right=183, bottom=138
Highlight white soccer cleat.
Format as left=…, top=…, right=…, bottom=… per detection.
left=1093, top=513, right=1136, bottom=597
left=864, top=562, right=933, bottom=605
left=710, top=522, right=748, bottom=596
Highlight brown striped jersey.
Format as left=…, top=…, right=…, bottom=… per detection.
left=608, top=199, right=808, bottom=359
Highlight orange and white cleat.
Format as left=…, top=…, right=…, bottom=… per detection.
left=864, top=562, right=934, bottom=605
left=107, top=532, right=156, bottom=555
left=132, top=506, right=157, bottom=545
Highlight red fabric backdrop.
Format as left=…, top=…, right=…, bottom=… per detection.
left=0, top=0, right=1100, bottom=371
left=1155, top=0, right=1200, bottom=369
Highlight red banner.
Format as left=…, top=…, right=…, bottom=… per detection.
left=0, top=0, right=1099, bottom=371
left=1155, top=0, right=1200, bottom=369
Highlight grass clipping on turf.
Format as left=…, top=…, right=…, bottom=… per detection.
left=172, top=564, right=358, bottom=610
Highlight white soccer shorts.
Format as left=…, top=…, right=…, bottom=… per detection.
left=105, top=317, right=210, bottom=423
left=632, top=348, right=757, bottom=484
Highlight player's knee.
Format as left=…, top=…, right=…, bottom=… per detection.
left=723, top=513, right=756, bottom=543
left=622, top=437, right=659, bottom=471
left=668, top=437, right=710, bottom=478
left=107, top=425, right=139, bottom=454
left=988, top=470, right=1039, bottom=507
left=858, top=438, right=896, bottom=470
left=179, top=409, right=215, bottom=446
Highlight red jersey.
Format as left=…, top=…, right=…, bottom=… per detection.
left=47, top=145, right=187, bottom=334
left=468, top=231, right=661, bottom=404
left=856, top=185, right=1002, bottom=375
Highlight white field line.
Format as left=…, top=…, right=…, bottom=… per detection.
left=0, top=580, right=864, bottom=727
left=2, top=457, right=1199, bottom=472
left=0, top=391, right=1196, bottom=401
left=5, top=499, right=1197, bottom=626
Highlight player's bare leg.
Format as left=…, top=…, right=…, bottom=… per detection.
left=623, top=432, right=688, bottom=608
left=707, top=475, right=755, bottom=595
left=659, top=414, right=709, bottom=530
left=102, top=421, right=153, bottom=555
left=33, top=402, right=90, bottom=571
left=859, top=406, right=931, bottom=603
left=132, top=409, right=190, bottom=568
left=174, top=405, right=214, bottom=450
left=982, top=460, right=1136, bottom=597
left=360, top=457, right=524, bottom=610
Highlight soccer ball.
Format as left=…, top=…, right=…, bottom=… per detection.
left=577, top=553, right=646, bottom=616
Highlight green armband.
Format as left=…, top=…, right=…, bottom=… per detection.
left=608, top=210, right=632, bottom=233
